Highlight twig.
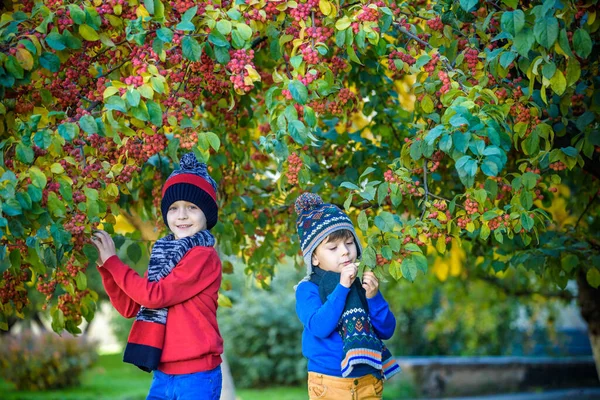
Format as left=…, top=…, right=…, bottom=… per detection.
left=576, top=190, right=599, bottom=229
left=420, top=161, right=429, bottom=219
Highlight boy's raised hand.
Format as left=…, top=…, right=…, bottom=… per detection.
left=91, top=230, right=117, bottom=265
left=362, top=271, right=379, bottom=298
left=340, top=263, right=358, bottom=288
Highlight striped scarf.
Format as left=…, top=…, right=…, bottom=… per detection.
left=310, top=267, right=400, bottom=379
left=123, top=230, right=215, bottom=372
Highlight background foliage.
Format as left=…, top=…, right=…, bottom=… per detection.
left=0, top=0, right=598, bottom=373
left=0, top=330, right=97, bottom=390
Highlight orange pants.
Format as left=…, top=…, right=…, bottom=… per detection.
left=307, top=372, right=384, bottom=400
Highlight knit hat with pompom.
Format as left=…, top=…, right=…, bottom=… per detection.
left=295, top=193, right=362, bottom=280
left=161, top=153, right=218, bottom=230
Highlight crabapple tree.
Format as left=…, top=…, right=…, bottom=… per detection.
left=0, top=0, right=599, bottom=371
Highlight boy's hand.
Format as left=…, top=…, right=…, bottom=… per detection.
left=91, top=230, right=117, bottom=265
left=362, top=271, right=379, bottom=298
left=340, top=263, right=358, bottom=288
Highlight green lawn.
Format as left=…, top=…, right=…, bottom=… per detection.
left=0, top=353, right=418, bottom=399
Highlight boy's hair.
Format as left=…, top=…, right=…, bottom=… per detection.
left=323, top=229, right=354, bottom=243
left=295, top=193, right=362, bottom=282
left=161, top=153, right=219, bottom=229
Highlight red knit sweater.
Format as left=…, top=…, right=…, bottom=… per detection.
left=98, top=246, right=223, bottom=374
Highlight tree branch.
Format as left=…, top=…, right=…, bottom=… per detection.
left=576, top=190, right=599, bottom=229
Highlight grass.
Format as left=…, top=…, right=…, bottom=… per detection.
left=0, top=353, right=151, bottom=400
left=0, top=353, right=419, bottom=400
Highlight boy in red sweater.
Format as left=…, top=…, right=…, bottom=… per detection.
left=91, top=153, right=223, bottom=400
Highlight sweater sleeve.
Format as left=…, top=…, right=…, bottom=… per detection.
left=296, top=281, right=350, bottom=338
left=101, top=247, right=221, bottom=309
left=367, top=291, right=396, bottom=340
left=97, top=267, right=141, bottom=318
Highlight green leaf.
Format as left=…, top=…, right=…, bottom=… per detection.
left=533, top=17, right=558, bottom=48
left=182, top=36, right=202, bottom=61
left=520, top=191, right=533, bottom=210
left=157, top=27, right=173, bottom=43
left=236, top=23, right=253, bottom=41
left=75, top=271, right=87, bottom=290
left=459, top=0, right=478, bottom=12
left=29, top=167, right=47, bottom=188
left=561, top=254, right=578, bottom=273
left=288, top=80, right=308, bottom=105
left=45, top=31, right=66, bottom=50
left=127, top=242, right=142, bottom=263
left=587, top=268, right=600, bottom=289
left=208, top=31, right=230, bottom=48
left=522, top=132, right=539, bottom=155
left=573, top=29, right=592, bottom=58
left=521, top=212, right=534, bottom=231
left=126, top=88, right=141, bottom=107
left=39, top=52, right=60, bottom=72
left=413, top=253, right=428, bottom=273
left=181, top=5, right=198, bottom=21
left=105, top=96, right=127, bottom=112
left=480, top=223, right=491, bottom=240
left=358, top=210, right=368, bottom=232
left=146, top=100, right=163, bottom=126
left=58, top=122, right=79, bottom=141
left=401, top=257, right=418, bottom=282
left=204, top=131, right=220, bottom=151
left=68, top=4, right=86, bottom=24
left=481, top=159, right=499, bottom=176
left=501, top=10, right=525, bottom=36
left=288, top=120, right=307, bottom=144
left=216, top=19, right=232, bottom=35
left=16, top=143, right=34, bottom=164
left=560, top=146, right=578, bottom=157
left=5, top=56, right=23, bottom=79
left=79, top=114, right=98, bottom=134
left=514, top=28, right=535, bottom=57
left=374, top=211, right=396, bottom=232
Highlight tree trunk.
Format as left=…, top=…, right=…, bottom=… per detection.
left=576, top=269, right=600, bottom=381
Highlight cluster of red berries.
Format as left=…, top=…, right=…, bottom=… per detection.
left=427, top=17, right=444, bottom=32
left=286, top=152, right=303, bottom=185
left=424, top=53, right=440, bottom=76
left=227, top=49, right=256, bottom=93
left=0, top=269, right=30, bottom=313
left=464, top=194, right=479, bottom=214
left=464, top=48, right=479, bottom=75
left=357, top=5, right=380, bottom=22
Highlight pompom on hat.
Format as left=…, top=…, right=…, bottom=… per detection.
left=295, top=193, right=362, bottom=281
left=161, top=153, right=218, bottom=230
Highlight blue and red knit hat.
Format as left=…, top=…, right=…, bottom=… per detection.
left=295, top=193, right=362, bottom=278
left=161, top=153, right=218, bottom=230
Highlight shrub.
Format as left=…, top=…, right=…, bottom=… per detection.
left=0, top=330, right=98, bottom=390
left=219, top=265, right=307, bottom=388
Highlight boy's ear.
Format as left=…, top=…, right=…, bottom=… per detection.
left=311, top=252, right=320, bottom=266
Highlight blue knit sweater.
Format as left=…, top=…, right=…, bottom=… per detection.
left=295, top=281, right=396, bottom=377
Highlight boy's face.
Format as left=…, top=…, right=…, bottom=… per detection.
left=166, top=200, right=207, bottom=239
left=312, top=234, right=357, bottom=273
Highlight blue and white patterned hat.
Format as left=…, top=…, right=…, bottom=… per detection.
left=295, top=193, right=362, bottom=279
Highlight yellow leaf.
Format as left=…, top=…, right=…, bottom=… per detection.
left=335, top=16, right=351, bottom=31
left=245, top=65, right=261, bottom=82
left=103, top=86, right=120, bottom=99
left=136, top=5, right=150, bottom=17
left=588, top=11, right=596, bottom=25
left=421, top=95, right=434, bottom=113
left=50, top=163, right=65, bottom=174
left=138, top=84, right=154, bottom=99
left=113, top=4, right=122, bottom=15
left=106, top=183, right=119, bottom=197
left=319, top=0, right=332, bottom=16
left=26, top=35, right=42, bottom=55
left=466, top=221, right=475, bottom=233
left=436, top=236, right=446, bottom=254
left=79, top=24, right=100, bottom=41
left=549, top=69, right=566, bottom=95
left=16, top=48, right=34, bottom=70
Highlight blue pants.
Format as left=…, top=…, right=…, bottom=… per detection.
left=147, top=366, right=222, bottom=400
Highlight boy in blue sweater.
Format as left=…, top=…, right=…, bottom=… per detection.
left=294, top=193, right=400, bottom=400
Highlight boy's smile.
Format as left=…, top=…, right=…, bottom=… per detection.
left=166, top=200, right=207, bottom=239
